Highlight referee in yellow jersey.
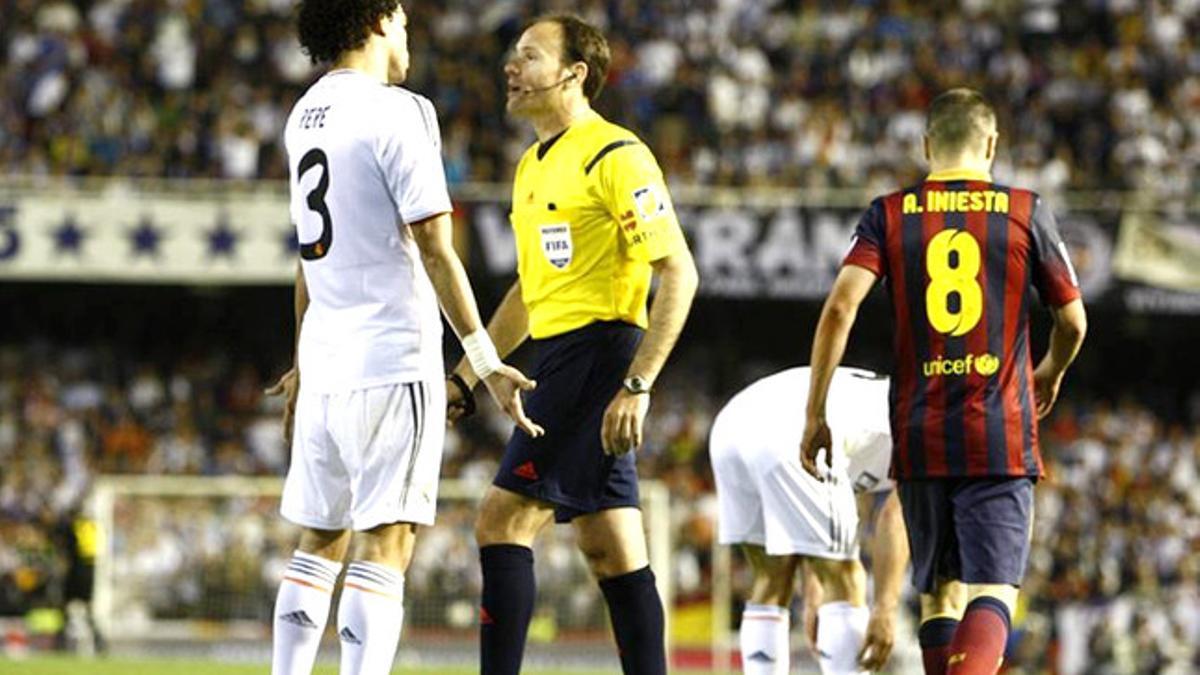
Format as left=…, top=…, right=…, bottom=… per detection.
left=447, top=14, right=698, bottom=675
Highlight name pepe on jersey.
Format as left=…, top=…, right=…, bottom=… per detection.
left=842, top=171, right=1081, bottom=479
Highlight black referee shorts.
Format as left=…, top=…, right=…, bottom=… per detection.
left=493, top=320, right=643, bottom=523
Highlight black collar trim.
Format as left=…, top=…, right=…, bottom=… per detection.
left=536, top=128, right=568, bottom=160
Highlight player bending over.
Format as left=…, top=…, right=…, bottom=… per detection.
left=712, top=367, right=909, bottom=675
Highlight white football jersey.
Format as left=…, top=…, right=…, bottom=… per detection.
left=714, top=367, right=894, bottom=493
left=284, top=70, right=453, bottom=393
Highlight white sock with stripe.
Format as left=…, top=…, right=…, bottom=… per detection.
left=740, top=603, right=789, bottom=675
left=271, top=550, right=342, bottom=675
left=338, top=560, right=406, bottom=675
left=816, top=601, right=870, bottom=675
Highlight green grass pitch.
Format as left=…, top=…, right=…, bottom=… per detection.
left=0, top=655, right=651, bottom=674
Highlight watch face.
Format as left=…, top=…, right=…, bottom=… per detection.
left=625, top=376, right=649, bottom=394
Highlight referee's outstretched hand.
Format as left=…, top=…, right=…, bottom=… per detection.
left=482, top=365, right=544, bottom=438
left=800, top=418, right=831, bottom=480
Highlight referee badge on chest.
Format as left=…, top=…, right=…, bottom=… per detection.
left=540, top=223, right=572, bottom=269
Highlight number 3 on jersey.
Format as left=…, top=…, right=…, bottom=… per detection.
left=925, top=229, right=982, bottom=336
left=298, top=148, right=333, bottom=260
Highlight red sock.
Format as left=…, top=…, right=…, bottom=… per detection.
left=919, top=617, right=959, bottom=675
left=946, top=597, right=1010, bottom=675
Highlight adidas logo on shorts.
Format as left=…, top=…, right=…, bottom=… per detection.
left=278, top=610, right=318, bottom=629
left=512, top=461, right=539, bottom=480
left=746, top=650, right=775, bottom=663
left=339, top=626, right=362, bottom=645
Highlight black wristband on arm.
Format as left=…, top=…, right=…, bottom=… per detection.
left=447, top=372, right=476, bottom=418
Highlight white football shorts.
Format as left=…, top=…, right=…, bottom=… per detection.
left=281, top=379, right=446, bottom=531
left=711, top=423, right=860, bottom=560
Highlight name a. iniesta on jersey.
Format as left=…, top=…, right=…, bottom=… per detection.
left=902, top=190, right=1010, bottom=214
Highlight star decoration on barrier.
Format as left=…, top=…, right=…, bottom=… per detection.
left=207, top=216, right=238, bottom=258
left=53, top=215, right=85, bottom=254
left=0, top=206, right=17, bottom=259
left=130, top=217, right=161, bottom=257
left=282, top=227, right=299, bottom=258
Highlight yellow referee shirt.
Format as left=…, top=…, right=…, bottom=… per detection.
left=511, top=110, right=688, bottom=339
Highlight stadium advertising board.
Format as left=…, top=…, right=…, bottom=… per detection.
left=470, top=200, right=1133, bottom=304
left=0, top=182, right=1194, bottom=312
left=1112, top=213, right=1200, bottom=313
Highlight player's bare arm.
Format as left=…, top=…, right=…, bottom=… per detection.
left=266, top=261, right=309, bottom=443
left=410, top=211, right=543, bottom=437
left=447, top=280, right=530, bottom=423
left=601, top=246, right=698, bottom=455
left=1033, top=298, right=1087, bottom=418
left=858, top=490, right=909, bottom=671
left=453, top=280, right=531, bottom=384
left=801, top=264, right=877, bottom=476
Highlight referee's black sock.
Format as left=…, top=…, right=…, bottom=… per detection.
left=599, top=565, right=667, bottom=675
left=479, top=544, right=535, bottom=675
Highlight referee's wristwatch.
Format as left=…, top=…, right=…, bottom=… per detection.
left=622, top=375, right=652, bottom=395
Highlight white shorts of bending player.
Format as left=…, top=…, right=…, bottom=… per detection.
left=714, top=448, right=860, bottom=559
left=281, top=380, right=447, bottom=531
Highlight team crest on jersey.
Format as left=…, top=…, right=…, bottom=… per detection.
left=632, top=185, right=666, bottom=221
left=540, top=223, right=572, bottom=269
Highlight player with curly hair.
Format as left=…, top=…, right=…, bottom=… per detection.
left=267, top=3, right=541, bottom=674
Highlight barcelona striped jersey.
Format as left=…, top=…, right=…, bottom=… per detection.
left=842, top=169, right=1081, bottom=479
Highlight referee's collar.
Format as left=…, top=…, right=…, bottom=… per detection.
left=926, top=169, right=992, bottom=182
left=536, top=128, right=568, bottom=160
left=535, top=110, right=601, bottom=160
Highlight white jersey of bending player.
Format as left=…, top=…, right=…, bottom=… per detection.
left=710, top=366, right=892, bottom=559
left=715, top=366, right=892, bottom=494
left=284, top=70, right=453, bottom=394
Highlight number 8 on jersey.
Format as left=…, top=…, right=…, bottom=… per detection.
left=925, top=229, right=982, bottom=337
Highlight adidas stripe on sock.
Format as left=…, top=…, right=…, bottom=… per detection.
left=815, top=601, right=870, bottom=675
left=272, top=551, right=342, bottom=675
left=338, top=560, right=406, bottom=675
left=740, top=603, right=789, bottom=675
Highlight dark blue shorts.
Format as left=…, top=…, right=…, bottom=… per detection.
left=493, top=321, right=643, bottom=523
left=898, top=477, right=1035, bottom=594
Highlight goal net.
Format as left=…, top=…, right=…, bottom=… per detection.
left=91, top=475, right=672, bottom=668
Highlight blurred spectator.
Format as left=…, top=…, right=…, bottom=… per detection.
left=1, top=1, right=1198, bottom=195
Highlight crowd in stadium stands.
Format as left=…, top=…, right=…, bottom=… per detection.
left=3, top=0, right=1200, bottom=669
left=2, top=0, right=1199, bottom=198
left=0, top=342, right=1197, bottom=671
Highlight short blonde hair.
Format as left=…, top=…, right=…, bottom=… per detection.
left=925, top=88, right=997, bottom=156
